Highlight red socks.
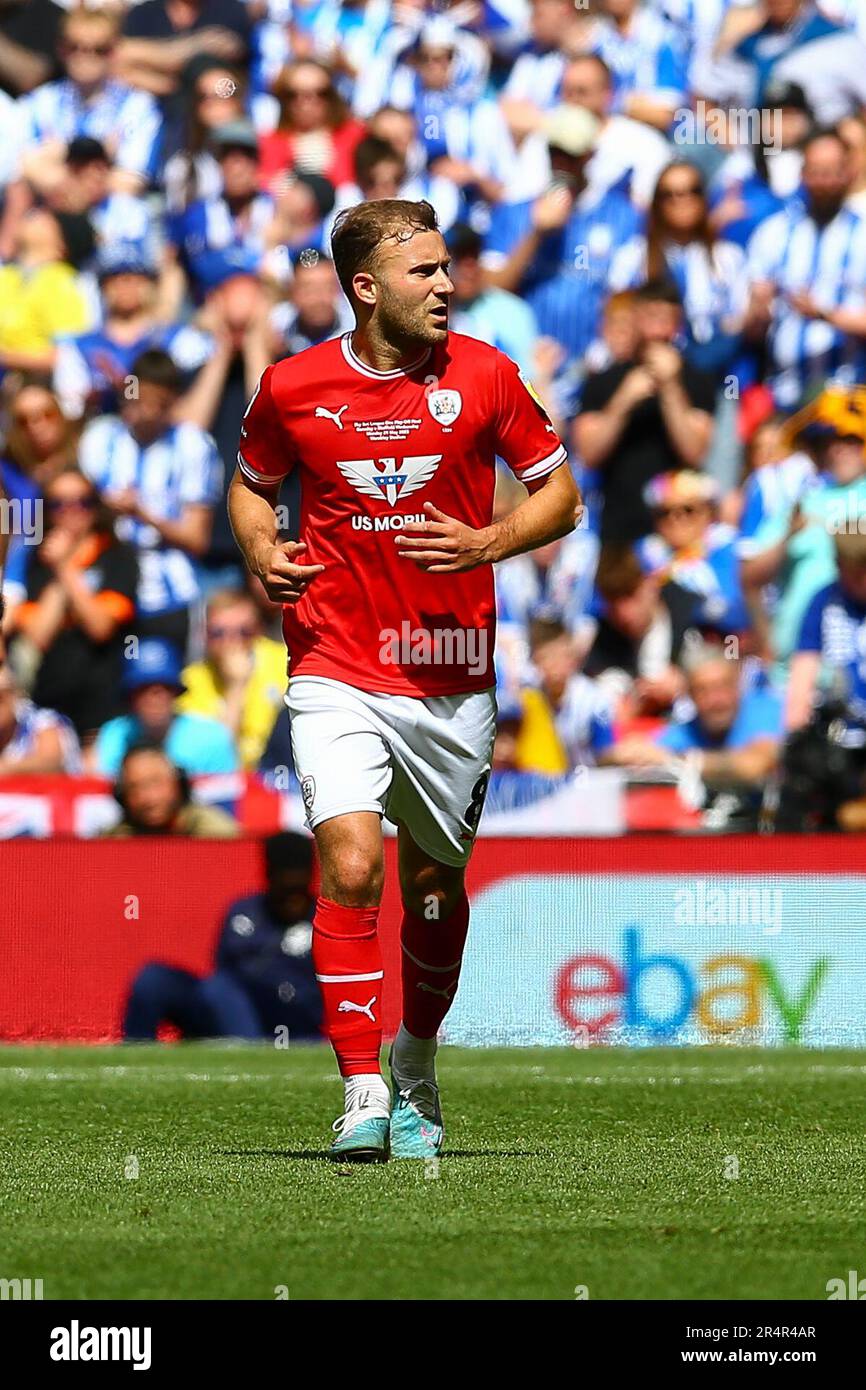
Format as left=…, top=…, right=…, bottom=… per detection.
left=312, top=897, right=383, bottom=1077
left=400, top=892, right=470, bottom=1039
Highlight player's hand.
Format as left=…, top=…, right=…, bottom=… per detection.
left=395, top=502, right=492, bottom=573
left=253, top=540, right=324, bottom=603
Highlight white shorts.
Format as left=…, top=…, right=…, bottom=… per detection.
left=285, top=676, right=497, bottom=867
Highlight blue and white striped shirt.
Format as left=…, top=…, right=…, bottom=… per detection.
left=79, top=418, right=223, bottom=616
left=17, top=79, right=162, bottom=180
left=746, top=201, right=866, bottom=407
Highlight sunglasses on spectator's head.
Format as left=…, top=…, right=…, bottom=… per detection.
left=207, top=624, right=256, bottom=639
left=656, top=503, right=700, bottom=519
left=65, top=41, right=112, bottom=57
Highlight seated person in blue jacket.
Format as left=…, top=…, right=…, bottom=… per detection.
left=607, top=639, right=783, bottom=795
left=123, top=831, right=323, bottom=1042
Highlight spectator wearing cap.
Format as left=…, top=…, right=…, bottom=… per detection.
left=259, top=60, right=366, bottom=196
left=177, top=587, right=286, bottom=771
left=637, top=470, right=751, bottom=638
left=744, top=128, right=866, bottom=409
left=0, top=666, right=81, bottom=774
left=447, top=223, right=539, bottom=376
left=165, top=119, right=290, bottom=299
left=8, top=467, right=138, bottom=738
left=559, top=52, right=671, bottom=210
left=590, top=0, right=689, bottom=133
left=54, top=242, right=212, bottom=419
left=78, top=348, right=222, bottom=653
left=91, top=637, right=238, bottom=777
left=576, top=279, right=716, bottom=543
left=103, top=743, right=239, bottom=838
left=483, top=103, right=641, bottom=367
left=0, top=207, right=92, bottom=374
left=122, top=831, right=321, bottom=1039
left=15, top=5, right=162, bottom=196
left=116, top=0, right=249, bottom=103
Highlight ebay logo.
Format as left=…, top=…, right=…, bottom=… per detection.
left=555, top=928, right=830, bottom=1042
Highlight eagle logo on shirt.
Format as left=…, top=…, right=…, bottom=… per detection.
left=336, top=454, right=442, bottom=508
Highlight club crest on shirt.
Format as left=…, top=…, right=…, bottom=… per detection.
left=426, top=389, right=462, bottom=428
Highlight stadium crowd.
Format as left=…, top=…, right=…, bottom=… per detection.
left=2, top=0, right=866, bottom=833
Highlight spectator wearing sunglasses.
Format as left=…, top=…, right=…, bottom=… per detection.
left=609, top=161, right=747, bottom=381
left=15, top=6, right=162, bottom=197
left=177, top=588, right=287, bottom=770
left=259, top=60, right=365, bottom=197
left=637, top=470, right=751, bottom=638
left=8, top=466, right=138, bottom=737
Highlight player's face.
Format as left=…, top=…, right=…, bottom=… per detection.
left=372, top=229, right=453, bottom=346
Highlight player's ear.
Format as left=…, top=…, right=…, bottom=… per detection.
left=352, top=270, right=377, bottom=308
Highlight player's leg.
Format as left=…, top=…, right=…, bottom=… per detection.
left=384, top=687, right=496, bottom=1157
left=388, top=830, right=470, bottom=1157
left=286, top=677, right=393, bottom=1160
left=312, top=814, right=391, bottom=1159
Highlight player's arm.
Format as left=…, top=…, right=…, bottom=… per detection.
left=228, top=468, right=323, bottom=604
left=398, top=352, right=580, bottom=572
left=229, top=365, right=324, bottom=603
left=397, top=464, right=579, bottom=573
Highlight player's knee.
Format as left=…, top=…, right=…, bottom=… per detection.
left=323, top=848, right=384, bottom=907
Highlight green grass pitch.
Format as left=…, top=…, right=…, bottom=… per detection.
left=1, top=1044, right=864, bottom=1301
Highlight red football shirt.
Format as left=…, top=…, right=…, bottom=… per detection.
left=237, top=330, right=567, bottom=696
